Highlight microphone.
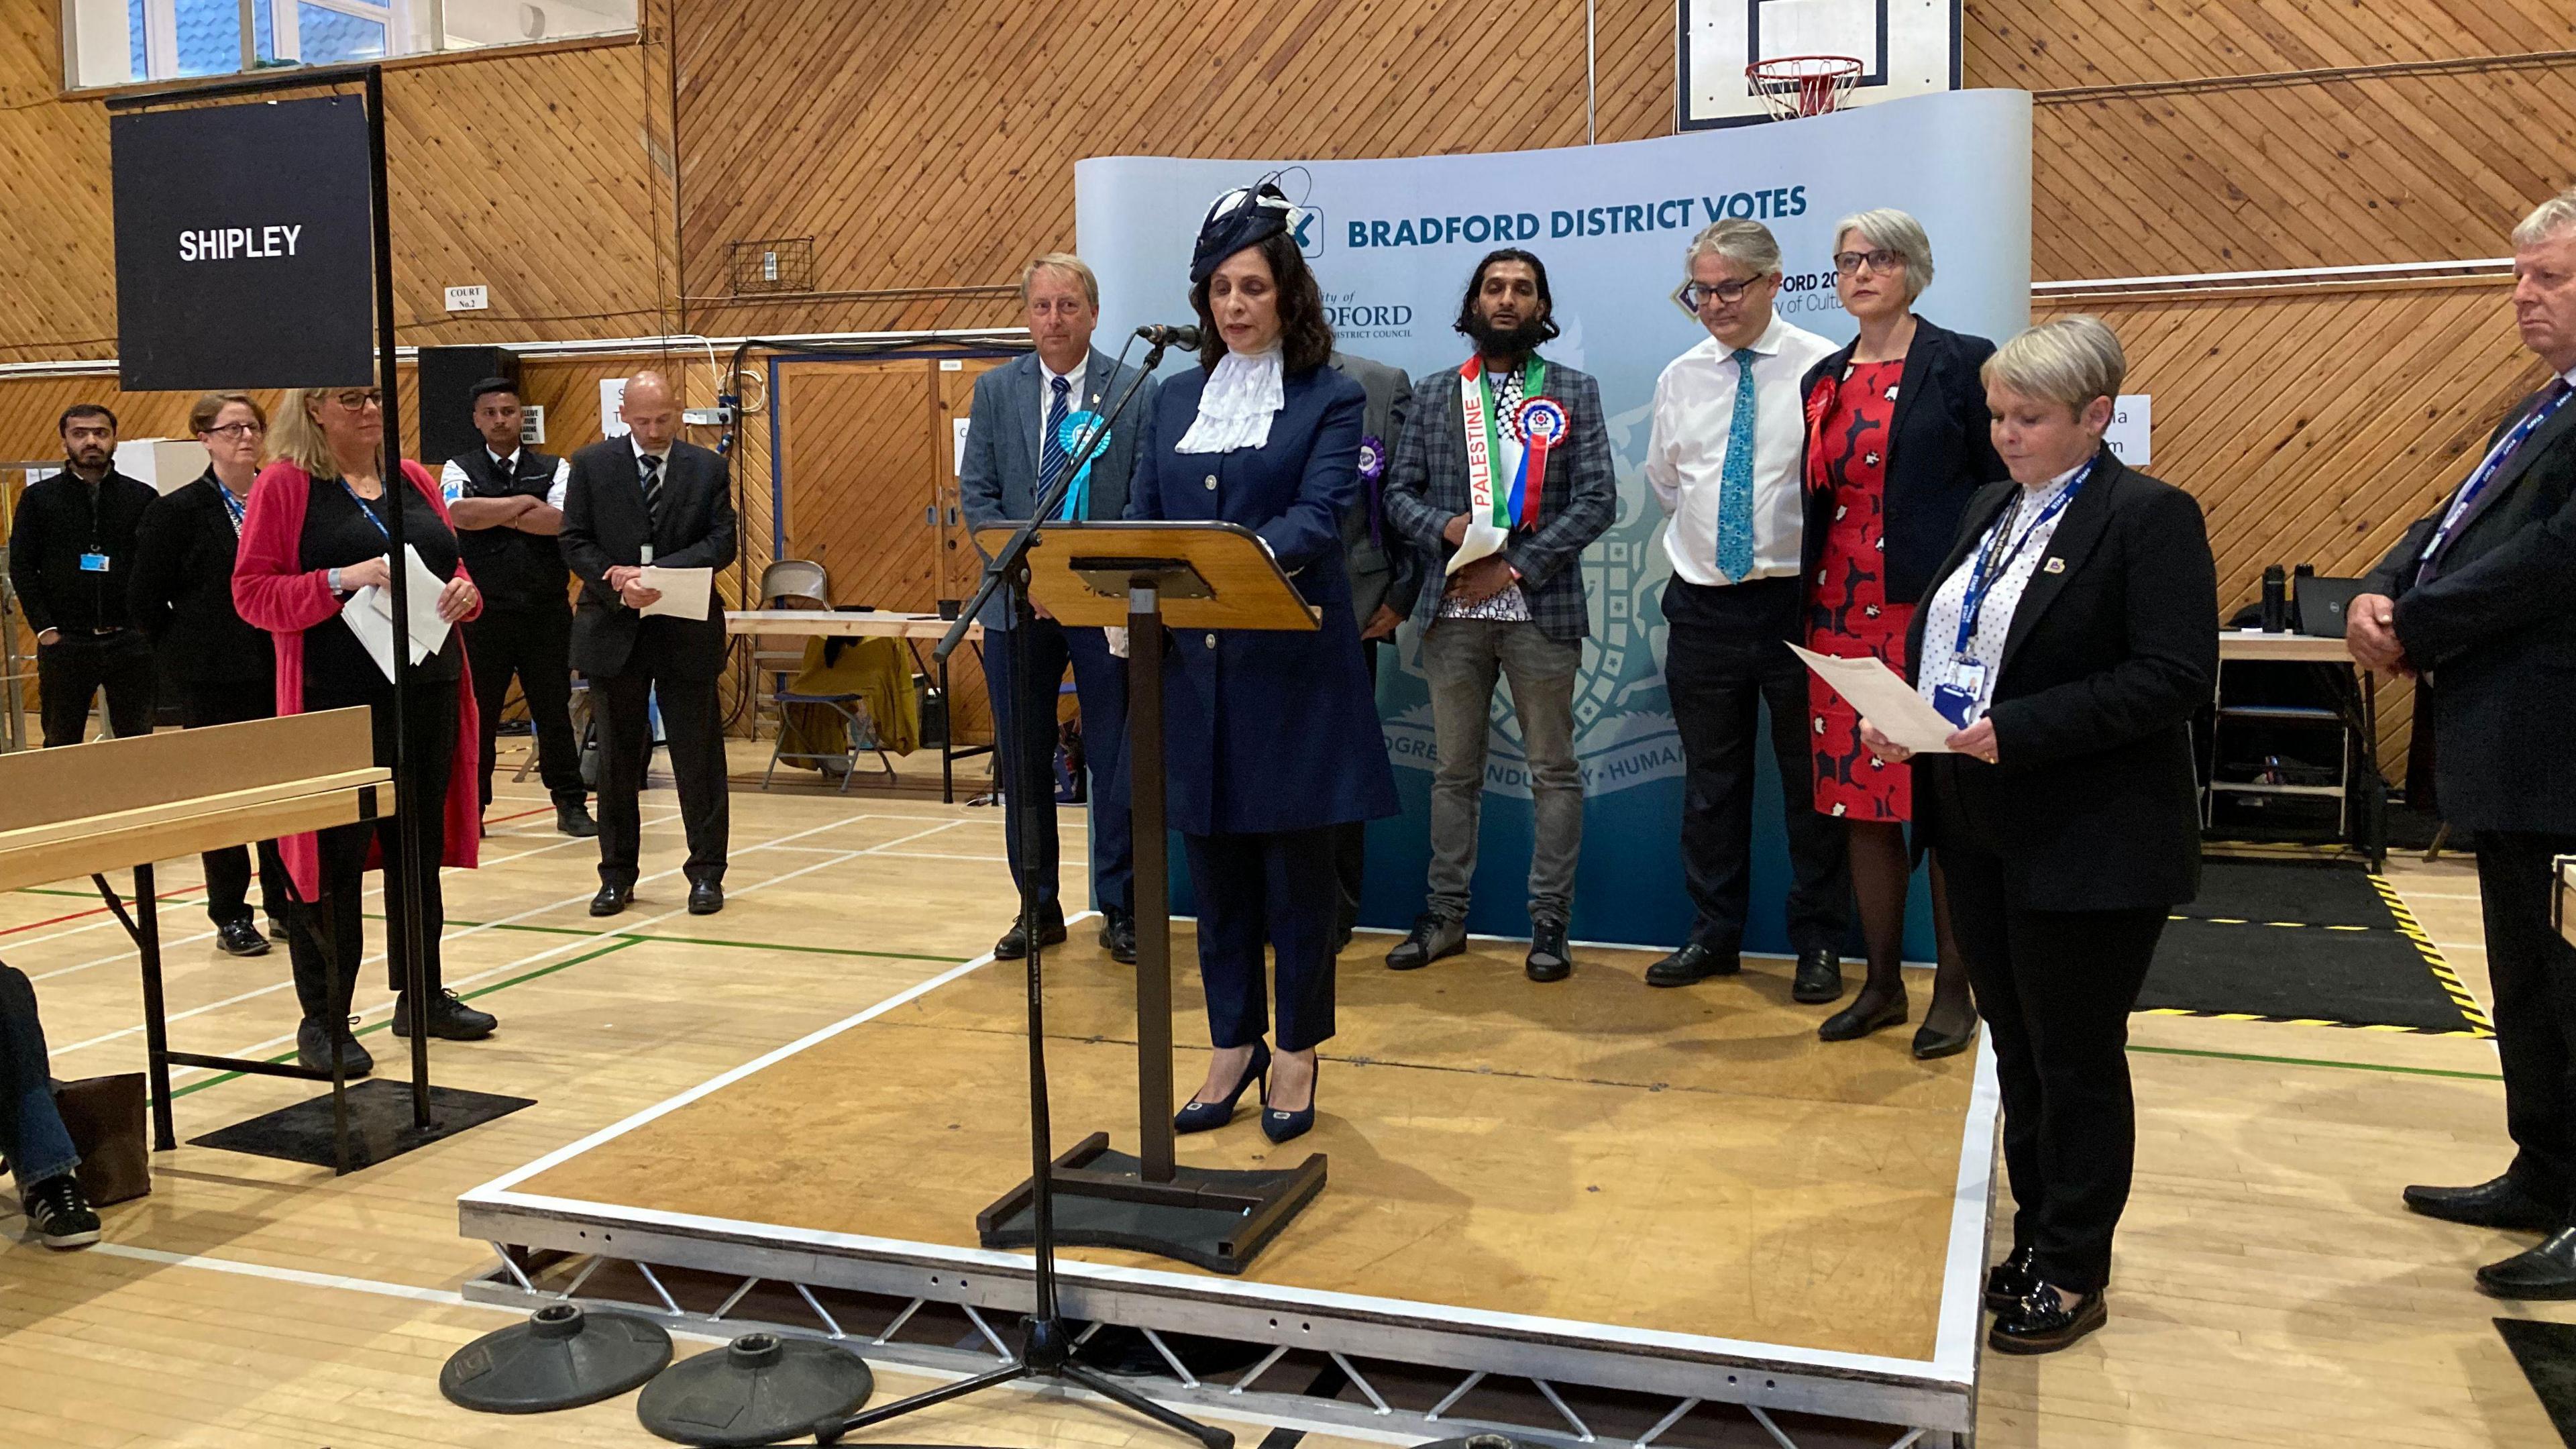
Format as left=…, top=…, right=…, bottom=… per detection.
left=1134, top=323, right=1201, bottom=349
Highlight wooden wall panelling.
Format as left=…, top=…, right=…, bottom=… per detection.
left=777, top=360, right=941, bottom=608
left=1965, top=0, right=2576, bottom=91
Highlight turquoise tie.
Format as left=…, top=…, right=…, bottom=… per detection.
left=1715, top=347, right=1758, bottom=582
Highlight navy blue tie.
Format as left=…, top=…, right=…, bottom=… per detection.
left=1041, top=375, right=1072, bottom=517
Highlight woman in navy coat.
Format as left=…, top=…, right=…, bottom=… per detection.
left=1128, top=181, right=1399, bottom=1144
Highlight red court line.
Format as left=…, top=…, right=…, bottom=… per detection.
left=1, top=885, right=209, bottom=938
left=485, top=805, right=554, bottom=826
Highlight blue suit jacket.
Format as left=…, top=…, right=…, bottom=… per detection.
left=1127, top=362, right=1400, bottom=836
left=959, top=346, right=1157, bottom=629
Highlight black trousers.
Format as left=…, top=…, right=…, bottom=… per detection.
left=180, top=679, right=284, bottom=927
left=36, top=630, right=156, bottom=747
left=1930, top=766, right=2166, bottom=1293
left=1661, top=577, right=1849, bottom=955
left=464, top=602, right=585, bottom=808
left=1332, top=638, right=1385, bottom=941
left=286, top=682, right=455, bottom=1024
left=594, top=663, right=729, bottom=890
left=1187, top=827, right=1339, bottom=1053
left=2477, top=830, right=2576, bottom=1214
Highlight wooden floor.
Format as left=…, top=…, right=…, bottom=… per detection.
left=0, top=734, right=2567, bottom=1446
left=515, top=923, right=1977, bottom=1362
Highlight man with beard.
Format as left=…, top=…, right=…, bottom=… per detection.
left=9, top=405, right=158, bottom=747
left=1380, top=250, right=1617, bottom=981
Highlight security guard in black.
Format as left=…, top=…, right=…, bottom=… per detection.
left=7, top=406, right=159, bottom=746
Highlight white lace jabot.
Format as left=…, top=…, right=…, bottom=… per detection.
left=1174, top=347, right=1285, bottom=453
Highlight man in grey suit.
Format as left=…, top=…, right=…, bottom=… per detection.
left=959, top=254, right=1157, bottom=963
left=1381, top=250, right=1617, bottom=981
left=1328, top=350, right=1416, bottom=950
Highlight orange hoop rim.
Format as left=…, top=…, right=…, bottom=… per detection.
left=1745, top=54, right=1864, bottom=118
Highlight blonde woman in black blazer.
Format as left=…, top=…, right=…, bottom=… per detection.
left=1864, top=315, right=2217, bottom=1355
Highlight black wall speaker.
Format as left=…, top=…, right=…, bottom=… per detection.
left=418, top=345, right=521, bottom=466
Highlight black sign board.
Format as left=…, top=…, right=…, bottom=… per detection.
left=111, top=95, right=376, bottom=390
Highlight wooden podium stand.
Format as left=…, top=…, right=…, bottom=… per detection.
left=970, top=521, right=1328, bottom=1274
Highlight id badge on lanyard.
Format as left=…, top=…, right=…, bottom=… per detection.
left=1930, top=663, right=1989, bottom=729
left=78, top=551, right=110, bottom=573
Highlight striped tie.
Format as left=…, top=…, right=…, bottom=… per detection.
left=1041, top=375, right=1073, bottom=517
left=639, top=452, right=664, bottom=529
left=1715, top=347, right=1759, bottom=582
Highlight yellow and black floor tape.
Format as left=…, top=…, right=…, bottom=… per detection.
left=2135, top=875, right=2496, bottom=1038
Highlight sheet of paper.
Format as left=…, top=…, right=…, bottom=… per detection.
left=1446, top=519, right=1508, bottom=575
left=638, top=565, right=713, bottom=620
left=1786, top=643, right=1959, bottom=755
left=343, top=545, right=454, bottom=682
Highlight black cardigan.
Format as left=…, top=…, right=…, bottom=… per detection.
left=128, top=470, right=276, bottom=688
left=1905, top=449, right=2218, bottom=912
left=1800, top=315, right=2008, bottom=605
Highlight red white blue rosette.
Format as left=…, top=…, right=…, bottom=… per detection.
left=1515, top=396, right=1568, bottom=448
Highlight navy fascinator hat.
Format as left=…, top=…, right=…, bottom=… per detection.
left=1189, top=179, right=1296, bottom=283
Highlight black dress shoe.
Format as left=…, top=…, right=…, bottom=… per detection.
left=1819, top=989, right=1909, bottom=1042
left=1525, top=920, right=1573, bottom=982
left=1385, top=912, right=1465, bottom=971
left=688, top=879, right=724, bottom=916
left=2479, top=1228, right=2576, bottom=1299
left=295, top=1018, right=373, bottom=1077
left=994, top=916, right=1068, bottom=960
left=1790, top=949, right=1843, bottom=1004
left=393, top=989, right=498, bottom=1040
left=1100, top=914, right=1138, bottom=964
left=1988, top=1284, right=2106, bottom=1354
left=1984, top=1246, right=2040, bottom=1312
left=2404, top=1175, right=2564, bottom=1232
left=1913, top=1016, right=1977, bottom=1060
left=555, top=796, right=600, bottom=838
left=590, top=883, right=633, bottom=918
left=1646, top=943, right=1739, bottom=987
left=215, top=918, right=271, bottom=958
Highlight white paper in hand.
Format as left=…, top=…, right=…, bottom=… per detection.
left=637, top=566, right=712, bottom=620
left=1446, top=519, right=1508, bottom=575
left=1786, top=643, right=1958, bottom=755
left=343, top=545, right=455, bottom=682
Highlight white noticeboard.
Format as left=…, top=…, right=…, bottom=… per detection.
left=2102, top=394, right=2151, bottom=467
left=600, top=378, right=631, bottom=439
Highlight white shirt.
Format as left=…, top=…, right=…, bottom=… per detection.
left=1645, top=312, right=1837, bottom=586
left=1915, top=459, right=2092, bottom=724
left=630, top=436, right=667, bottom=474
left=1038, top=357, right=1088, bottom=458
left=438, top=448, right=570, bottom=510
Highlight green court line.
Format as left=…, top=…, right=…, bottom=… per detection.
left=162, top=936, right=645, bottom=1103
left=2130, top=1042, right=2503, bottom=1081
left=368, top=915, right=960, bottom=963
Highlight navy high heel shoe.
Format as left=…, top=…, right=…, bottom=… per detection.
left=1175, top=1041, right=1270, bottom=1134
left=1262, top=1053, right=1318, bottom=1144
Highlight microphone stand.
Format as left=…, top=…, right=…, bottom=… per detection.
left=817, top=333, right=1228, bottom=1449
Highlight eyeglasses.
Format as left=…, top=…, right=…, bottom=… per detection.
left=1833, top=249, right=1908, bottom=276
left=1675, top=276, right=1761, bottom=313
left=328, top=389, right=384, bottom=410
left=202, top=422, right=264, bottom=440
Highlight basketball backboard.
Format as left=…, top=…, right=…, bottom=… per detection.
left=1679, top=0, right=1962, bottom=129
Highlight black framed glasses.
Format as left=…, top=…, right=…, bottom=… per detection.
left=329, top=389, right=384, bottom=409
left=202, top=422, right=264, bottom=440
left=1675, top=277, right=1760, bottom=313
left=1832, top=249, right=1908, bottom=276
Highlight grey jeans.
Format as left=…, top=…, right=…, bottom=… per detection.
left=1420, top=617, right=1585, bottom=924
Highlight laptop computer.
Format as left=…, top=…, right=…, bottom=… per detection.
left=2294, top=576, right=2367, bottom=638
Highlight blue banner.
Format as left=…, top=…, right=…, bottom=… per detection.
left=1079, top=91, right=2032, bottom=953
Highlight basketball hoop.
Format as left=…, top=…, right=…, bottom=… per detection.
left=1746, top=55, right=1863, bottom=120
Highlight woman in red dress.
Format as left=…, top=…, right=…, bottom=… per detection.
left=1799, top=210, right=2006, bottom=1057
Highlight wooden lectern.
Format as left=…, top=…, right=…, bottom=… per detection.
left=969, top=521, right=1329, bottom=1274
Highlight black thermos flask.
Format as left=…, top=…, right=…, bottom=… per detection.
left=2261, top=565, right=2289, bottom=633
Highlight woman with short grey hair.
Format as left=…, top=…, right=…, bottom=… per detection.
left=1796, top=207, right=2004, bottom=1056
left=1863, top=312, right=2218, bottom=1354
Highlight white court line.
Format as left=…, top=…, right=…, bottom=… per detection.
left=3, top=886, right=211, bottom=953
left=50, top=816, right=968, bottom=1063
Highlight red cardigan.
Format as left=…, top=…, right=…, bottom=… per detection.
left=231, top=458, right=482, bottom=901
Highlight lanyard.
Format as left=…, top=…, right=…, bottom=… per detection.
left=336, top=475, right=392, bottom=543
left=2417, top=380, right=2573, bottom=575
left=217, top=484, right=247, bottom=532
left=1951, top=462, right=2091, bottom=659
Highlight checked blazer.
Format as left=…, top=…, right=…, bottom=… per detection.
left=1379, top=358, right=1617, bottom=643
